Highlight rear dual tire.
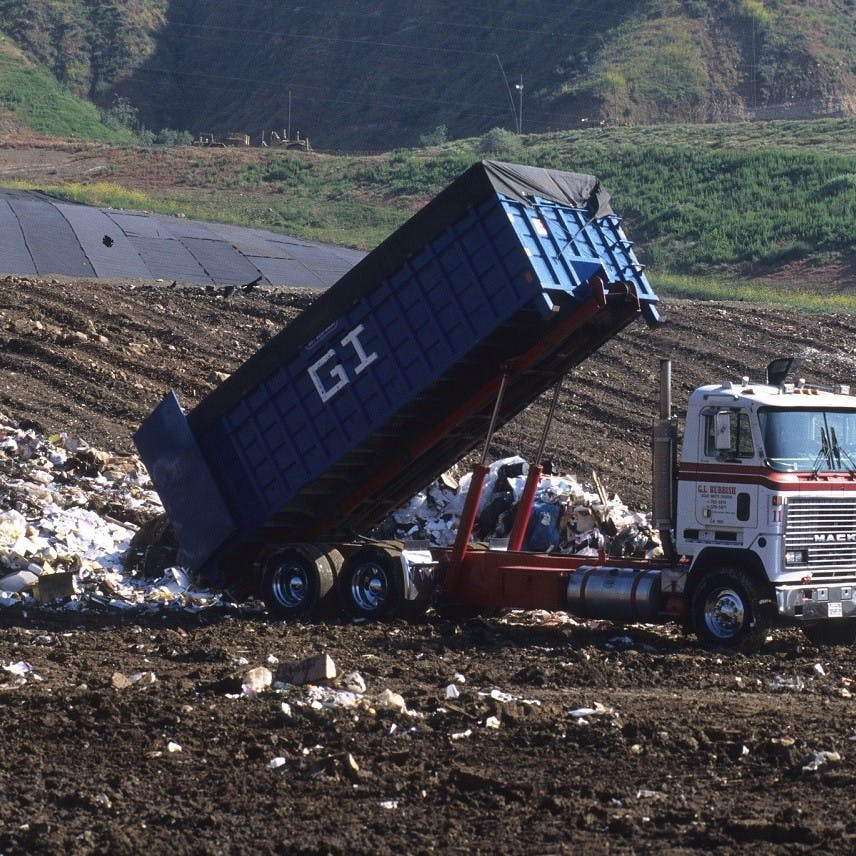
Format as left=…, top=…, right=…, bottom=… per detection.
left=261, top=545, right=342, bottom=620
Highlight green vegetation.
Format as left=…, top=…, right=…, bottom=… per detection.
left=8, top=118, right=856, bottom=302
left=0, top=39, right=132, bottom=140
left=2, top=1, right=856, bottom=152
left=654, top=273, right=856, bottom=314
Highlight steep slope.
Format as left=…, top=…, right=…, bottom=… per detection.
left=0, top=34, right=132, bottom=141
left=1, top=0, right=855, bottom=150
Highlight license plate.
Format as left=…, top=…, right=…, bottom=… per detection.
left=828, top=602, right=843, bottom=618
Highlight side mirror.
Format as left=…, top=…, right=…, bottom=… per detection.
left=714, top=411, right=732, bottom=451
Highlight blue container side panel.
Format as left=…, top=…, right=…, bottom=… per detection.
left=133, top=392, right=236, bottom=569
left=190, top=187, right=651, bottom=542
left=196, top=194, right=549, bottom=536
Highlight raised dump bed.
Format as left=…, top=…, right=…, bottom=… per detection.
left=135, top=160, right=659, bottom=571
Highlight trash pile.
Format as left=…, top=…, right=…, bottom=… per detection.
left=373, top=456, right=662, bottom=559
left=0, top=415, right=225, bottom=611
left=0, top=414, right=660, bottom=613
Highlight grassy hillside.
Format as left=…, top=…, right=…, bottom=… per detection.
left=0, top=36, right=132, bottom=140
left=0, top=0, right=854, bottom=151
left=13, top=118, right=854, bottom=300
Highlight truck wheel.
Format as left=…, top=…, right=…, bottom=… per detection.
left=801, top=619, right=856, bottom=647
left=338, top=547, right=403, bottom=621
left=260, top=546, right=335, bottom=620
left=691, top=568, right=773, bottom=652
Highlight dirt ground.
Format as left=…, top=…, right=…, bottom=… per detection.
left=0, top=273, right=854, bottom=854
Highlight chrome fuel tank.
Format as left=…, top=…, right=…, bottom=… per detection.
left=566, top=566, right=661, bottom=623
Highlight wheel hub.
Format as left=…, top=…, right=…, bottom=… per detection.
left=704, top=588, right=745, bottom=639
left=352, top=563, right=388, bottom=611
left=271, top=564, right=308, bottom=608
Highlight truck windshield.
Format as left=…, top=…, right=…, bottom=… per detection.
left=759, top=408, right=856, bottom=472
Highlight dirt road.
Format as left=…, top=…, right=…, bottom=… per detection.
left=0, top=276, right=854, bottom=853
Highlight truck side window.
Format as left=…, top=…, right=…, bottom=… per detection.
left=704, top=410, right=754, bottom=459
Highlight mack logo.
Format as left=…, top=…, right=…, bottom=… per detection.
left=813, top=532, right=856, bottom=543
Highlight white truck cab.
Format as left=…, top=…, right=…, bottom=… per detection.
left=666, top=360, right=856, bottom=648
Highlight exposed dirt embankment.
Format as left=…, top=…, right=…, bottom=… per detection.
left=3, top=275, right=854, bottom=510
left=0, top=275, right=854, bottom=853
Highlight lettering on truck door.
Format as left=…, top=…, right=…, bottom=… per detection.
left=696, top=408, right=758, bottom=528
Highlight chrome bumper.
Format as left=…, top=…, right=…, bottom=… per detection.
left=776, top=582, right=856, bottom=621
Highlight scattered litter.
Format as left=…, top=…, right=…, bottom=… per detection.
left=485, top=716, right=501, bottom=729
left=375, top=688, right=407, bottom=712
left=341, top=671, right=366, bottom=693
left=606, top=635, right=635, bottom=650
left=242, top=667, right=273, bottom=696
left=568, top=702, right=615, bottom=719
left=166, top=741, right=182, bottom=753
left=268, top=757, right=287, bottom=770
left=445, top=684, right=460, bottom=699
left=380, top=800, right=399, bottom=810
left=812, top=663, right=826, bottom=677
left=305, top=686, right=358, bottom=709
left=636, top=788, right=664, bottom=800
left=451, top=729, right=473, bottom=740
left=478, top=688, right=541, bottom=706
left=799, top=750, right=841, bottom=773
left=770, top=675, right=805, bottom=691
left=111, top=672, right=132, bottom=690
left=0, top=416, right=229, bottom=612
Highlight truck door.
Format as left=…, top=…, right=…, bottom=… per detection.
left=694, top=407, right=759, bottom=530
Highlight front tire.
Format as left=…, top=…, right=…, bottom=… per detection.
left=801, top=619, right=856, bottom=647
left=691, top=568, right=774, bottom=652
left=260, top=545, right=337, bottom=619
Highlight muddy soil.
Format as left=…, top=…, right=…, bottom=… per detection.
left=0, top=276, right=855, bottom=854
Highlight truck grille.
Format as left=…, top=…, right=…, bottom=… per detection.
left=785, top=497, right=856, bottom=581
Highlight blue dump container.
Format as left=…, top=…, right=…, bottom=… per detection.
left=135, top=161, right=660, bottom=571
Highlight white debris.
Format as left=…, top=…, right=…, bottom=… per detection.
left=242, top=667, right=273, bottom=696
left=304, top=686, right=358, bottom=709
left=813, top=663, right=826, bottom=677
left=445, top=683, right=461, bottom=699
left=0, top=570, right=39, bottom=593
left=477, top=688, right=541, bottom=706
left=3, top=660, right=33, bottom=677
left=372, top=456, right=662, bottom=558
left=341, top=671, right=366, bottom=694
left=770, top=675, right=806, bottom=691
left=485, top=716, right=501, bottom=729
left=268, top=757, right=287, bottom=769
left=375, top=688, right=407, bottom=712
left=800, top=750, right=842, bottom=772
left=166, top=741, right=182, bottom=753
left=451, top=728, right=473, bottom=740
left=568, top=702, right=614, bottom=719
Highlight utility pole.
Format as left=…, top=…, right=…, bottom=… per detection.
left=515, top=74, right=524, bottom=134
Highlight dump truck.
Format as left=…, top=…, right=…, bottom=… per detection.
left=135, top=160, right=856, bottom=651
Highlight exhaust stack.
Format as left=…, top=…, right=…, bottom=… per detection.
left=652, top=358, right=678, bottom=559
